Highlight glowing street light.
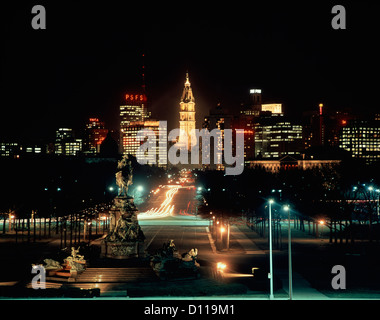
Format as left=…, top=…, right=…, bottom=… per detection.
left=319, top=220, right=325, bottom=238
left=217, top=262, right=227, bottom=271
left=216, top=262, right=227, bottom=277
left=268, top=199, right=274, bottom=299
left=368, top=186, right=380, bottom=217
left=9, top=213, right=15, bottom=232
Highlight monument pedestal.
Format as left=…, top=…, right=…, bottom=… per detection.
left=101, top=195, right=145, bottom=259
left=101, top=241, right=145, bottom=259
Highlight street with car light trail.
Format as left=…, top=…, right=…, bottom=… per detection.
left=136, top=184, right=270, bottom=281
left=135, top=183, right=345, bottom=299
left=137, top=185, right=214, bottom=257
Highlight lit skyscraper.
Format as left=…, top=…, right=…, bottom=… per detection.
left=123, top=120, right=166, bottom=167
left=203, top=103, right=233, bottom=171
left=84, top=118, right=108, bottom=154
left=120, top=93, right=150, bottom=155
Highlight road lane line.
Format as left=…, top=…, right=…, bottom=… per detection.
left=206, top=227, right=217, bottom=254
left=145, top=226, right=162, bottom=250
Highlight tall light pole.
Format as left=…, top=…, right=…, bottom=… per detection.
left=369, top=187, right=380, bottom=218
left=284, top=205, right=293, bottom=300
left=268, top=199, right=274, bottom=300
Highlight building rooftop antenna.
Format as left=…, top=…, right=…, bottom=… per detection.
left=141, top=53, right=146, bottom=93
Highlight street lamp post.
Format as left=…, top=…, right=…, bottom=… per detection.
left=319, top=220, right=325, bottom=238
left=226, top=222, right=230, bottom=250
left=220, top=226, right=225, bottom=250
left=268, top=199, right=274, bottom=300
left=284, top=205, right=293, bottom=300
left=369, top=187, right=380, bottom=218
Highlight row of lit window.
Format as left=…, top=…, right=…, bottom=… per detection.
left=352, top=153, right=380, bottom=157
left=343, top=127, right=380, bottom=131
left=341, top=144, right=380, bottom=148
left=343, top=136, right=379, bottom=140
left=345, top=148, right=380, bottom=152
left=341, top=143, right=380, bottom=147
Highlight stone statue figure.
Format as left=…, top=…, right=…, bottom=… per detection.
left=70, top=246, right=85, bottom=262
left=43, top=259, right=62, bottom=270
left=116, top=155, right=133, bottom=197
left=101, top=154, right=145, bottom=259
left=64, top=247, right=86, bottom=273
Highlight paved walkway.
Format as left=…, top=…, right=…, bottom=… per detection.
left=230, top=224, right=329, bottom=300
left=230, top=225, right=265, bottom=254
left=276, top=270, right=328, bottom=300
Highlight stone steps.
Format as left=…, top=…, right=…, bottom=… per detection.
left=75, top=267, right=158, bottom=283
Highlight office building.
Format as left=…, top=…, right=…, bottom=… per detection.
left=84, top=118, right=108, bottom=154
left=0, top=142, right=21, bottom=158
left=303, top=105, right=354, bottom=150
left=203, top=103, right=233, bottom=170
left=233, top=113, right=255, bottom=161
left=254, top=116, right=303, bottom=159
left=261, top=104, right=283, bottom=115
left=123, top=120, right=166, bottom=167
left=55, top=128, right=82, bottom=156
left=339, top=120, right=380, bottom=164
left=120, top=93, right=150, bottom=155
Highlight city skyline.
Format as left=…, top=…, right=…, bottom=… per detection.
left=2, top=2, right=380, bottom=142
left=3, top=2, right=380, bottom=305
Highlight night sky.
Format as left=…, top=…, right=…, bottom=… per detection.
left=1, top=1, right=379, bottom=142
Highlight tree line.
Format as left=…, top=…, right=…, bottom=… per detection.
left=0, top=155, right=167, bottom=220
left=196, top=158, right=380, bottom=245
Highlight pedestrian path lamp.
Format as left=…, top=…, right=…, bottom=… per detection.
left=319, top=220, right=325, bottom=238
left=268, top=199, right=274, bottom=299
left=368, top=186, right=380, bottom=218
left=283, top=205, right=293, bottom=300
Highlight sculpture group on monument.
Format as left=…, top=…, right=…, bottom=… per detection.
left=101, top=154, right=200, bottom=279
left=101, top=154, right=145, bottom=258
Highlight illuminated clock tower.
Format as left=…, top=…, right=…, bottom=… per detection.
left=179, top=72, right=196, bottom=149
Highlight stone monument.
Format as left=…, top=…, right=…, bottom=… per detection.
left=150, top=240, right=200, bottom=280
left=101, top=155, right=145, bottom=259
